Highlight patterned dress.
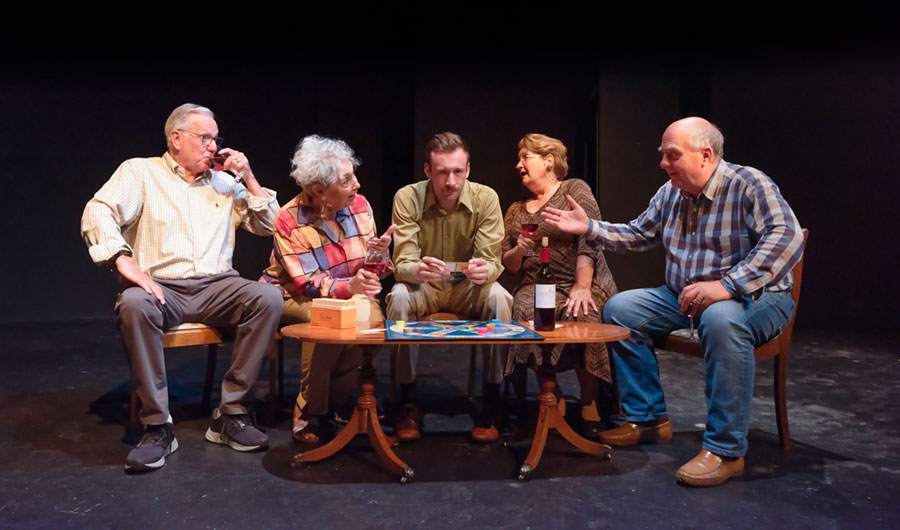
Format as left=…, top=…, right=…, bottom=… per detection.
left=502, top=178, right=618, bottom=381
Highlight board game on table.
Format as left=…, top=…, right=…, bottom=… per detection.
left=383, top=319, right=544, bottom=341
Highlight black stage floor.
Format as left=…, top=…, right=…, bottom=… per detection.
left=1, top=321, right=898, bottom=529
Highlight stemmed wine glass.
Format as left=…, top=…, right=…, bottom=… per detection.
left=684, top=279, right=697, bottom=339
left=520, top=213, right=541, bottom=257
left=363, top=241, right=390, bottom=279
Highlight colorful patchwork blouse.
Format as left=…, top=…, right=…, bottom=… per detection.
left=261, top=192, right=377, bottom=300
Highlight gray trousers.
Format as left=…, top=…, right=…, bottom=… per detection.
left=115, top=270, right=283, bottom=426
left=386, top=278, right=512, bottom=385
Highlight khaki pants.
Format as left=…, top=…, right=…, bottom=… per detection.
left=283, top=295, right=384, bottom=420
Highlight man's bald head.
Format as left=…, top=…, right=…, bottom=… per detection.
left=658, top=117, right=724, bottom=196
left=665, top=117, right=724, bottom=160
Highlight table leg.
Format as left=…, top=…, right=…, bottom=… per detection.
left=292, top=347, right=415, bottom=483
left=518, top=346, right=611, bottom=481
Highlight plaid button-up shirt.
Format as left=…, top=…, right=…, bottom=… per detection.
left=587, top=159, right=803, bottom=297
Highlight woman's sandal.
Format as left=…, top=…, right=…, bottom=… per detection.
left=292, top=416, right=320, bottom=444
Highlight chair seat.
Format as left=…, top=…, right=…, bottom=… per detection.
left=161, top=323, right=223, bottom=348
left=662, top=331, right=702, bottom=358
left=663, top=330, right=782, bottom=360
left=425, top=312, right=464, bottom=321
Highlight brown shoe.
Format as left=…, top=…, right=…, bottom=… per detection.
left=597, top=419, right=673, bottom=446
left=675, top=450, right=744, bottom=487
left=471, top=424, right=499, bottom=443
left=393, top=404, right=422, bottom=442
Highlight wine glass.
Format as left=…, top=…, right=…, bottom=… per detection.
left=520, top=214, right=540, bottom=257
left=212, top=151, right=229, bottom=171
left=684, top=279, right=697, bottom=339
left=363, top=241, right=389, bottom=278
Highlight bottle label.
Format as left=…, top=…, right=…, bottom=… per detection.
left=535, top=284, right=555, bottom=308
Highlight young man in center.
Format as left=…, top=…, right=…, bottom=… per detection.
left=387, top=132, right=512, bottom=443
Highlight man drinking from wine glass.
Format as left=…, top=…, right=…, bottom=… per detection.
left=543, top=117, right=804, bottom=487
left=387, top=132, right=512, bottom=443
left=81, top=103, right=282, bottom=472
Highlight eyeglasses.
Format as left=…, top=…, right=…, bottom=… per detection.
left=518, top=153, right=543, bottom=162
left=178, top=129, right=223, bottom=148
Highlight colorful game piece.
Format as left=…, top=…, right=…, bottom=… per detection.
left=478, top=327, right=488, bottom=334
left=487, top=323, right=496, bottom=330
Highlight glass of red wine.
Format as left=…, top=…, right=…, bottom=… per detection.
left=521, top=222, right=539, bottom=257
left=363, top=259, right=387, bottom=277
left=363, top=242, right=389, bottom=279
left=212, top=151, right=229, bottom=171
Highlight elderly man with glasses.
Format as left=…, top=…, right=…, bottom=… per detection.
left=81, top=103, right=282, bottom=472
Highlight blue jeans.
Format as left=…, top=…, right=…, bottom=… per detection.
left=602, top=286, right=794, bottom=457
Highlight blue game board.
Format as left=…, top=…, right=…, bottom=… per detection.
left=383, top=320, right=544, bottom=341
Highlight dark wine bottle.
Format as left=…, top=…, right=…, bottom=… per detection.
left=534, top=236, right=555, bottom=331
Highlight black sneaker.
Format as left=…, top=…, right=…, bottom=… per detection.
left=204, top=410, right=269, bottom=452
left=125, top=423, right=178, bottom=472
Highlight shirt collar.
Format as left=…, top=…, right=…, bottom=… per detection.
left=163, top=152, right=211, bottom=183
left=296, top=190, right=350, bottom=225
left=424, top=179, right=473, bottom=214
left=698, top=159, right=726, bottom=202
left=680, top=159, right=725, bottom=204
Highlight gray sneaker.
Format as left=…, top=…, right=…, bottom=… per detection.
left=205, top=410, right=269, bottom=452
left=125, top=423, right=178, bottom=472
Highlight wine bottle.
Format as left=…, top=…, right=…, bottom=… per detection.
left=534, top=237, right=555, bottom=331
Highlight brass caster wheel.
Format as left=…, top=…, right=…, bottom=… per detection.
left=518, top=464, right=531, bottom=482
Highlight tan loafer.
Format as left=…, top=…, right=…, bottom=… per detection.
left=393, top=404, right=422, bottom=442
left=597, top=419, right=673, bottom=446
left=675, top=450, right=744, bottom=487
left=471, top=424, right=499, bottom=443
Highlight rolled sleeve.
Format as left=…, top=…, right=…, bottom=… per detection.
left=81, top=160, right=144, bottom=267
left=240, top=187, right=278, bottom=236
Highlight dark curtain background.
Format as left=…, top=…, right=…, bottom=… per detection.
left=2, top=35, right=897, bottom=332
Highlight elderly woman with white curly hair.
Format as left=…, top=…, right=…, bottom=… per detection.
left=261, top=135, right=395, bottom=444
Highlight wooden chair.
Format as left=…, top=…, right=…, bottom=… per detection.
left=128, top=323, right=283, bottom=429
left=662, top=228, right=808, bottom=449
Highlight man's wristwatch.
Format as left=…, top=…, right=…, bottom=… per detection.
left=107, top=249, right=132, bottom=271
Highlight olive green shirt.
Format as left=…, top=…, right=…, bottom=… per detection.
left=391, top=179, right=504, bottom=285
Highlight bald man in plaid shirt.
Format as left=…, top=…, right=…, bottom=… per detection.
left=544, top=117, right=804, bottom=487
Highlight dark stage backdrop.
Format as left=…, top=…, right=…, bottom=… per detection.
left=2, top=48, right=897, bottom=331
